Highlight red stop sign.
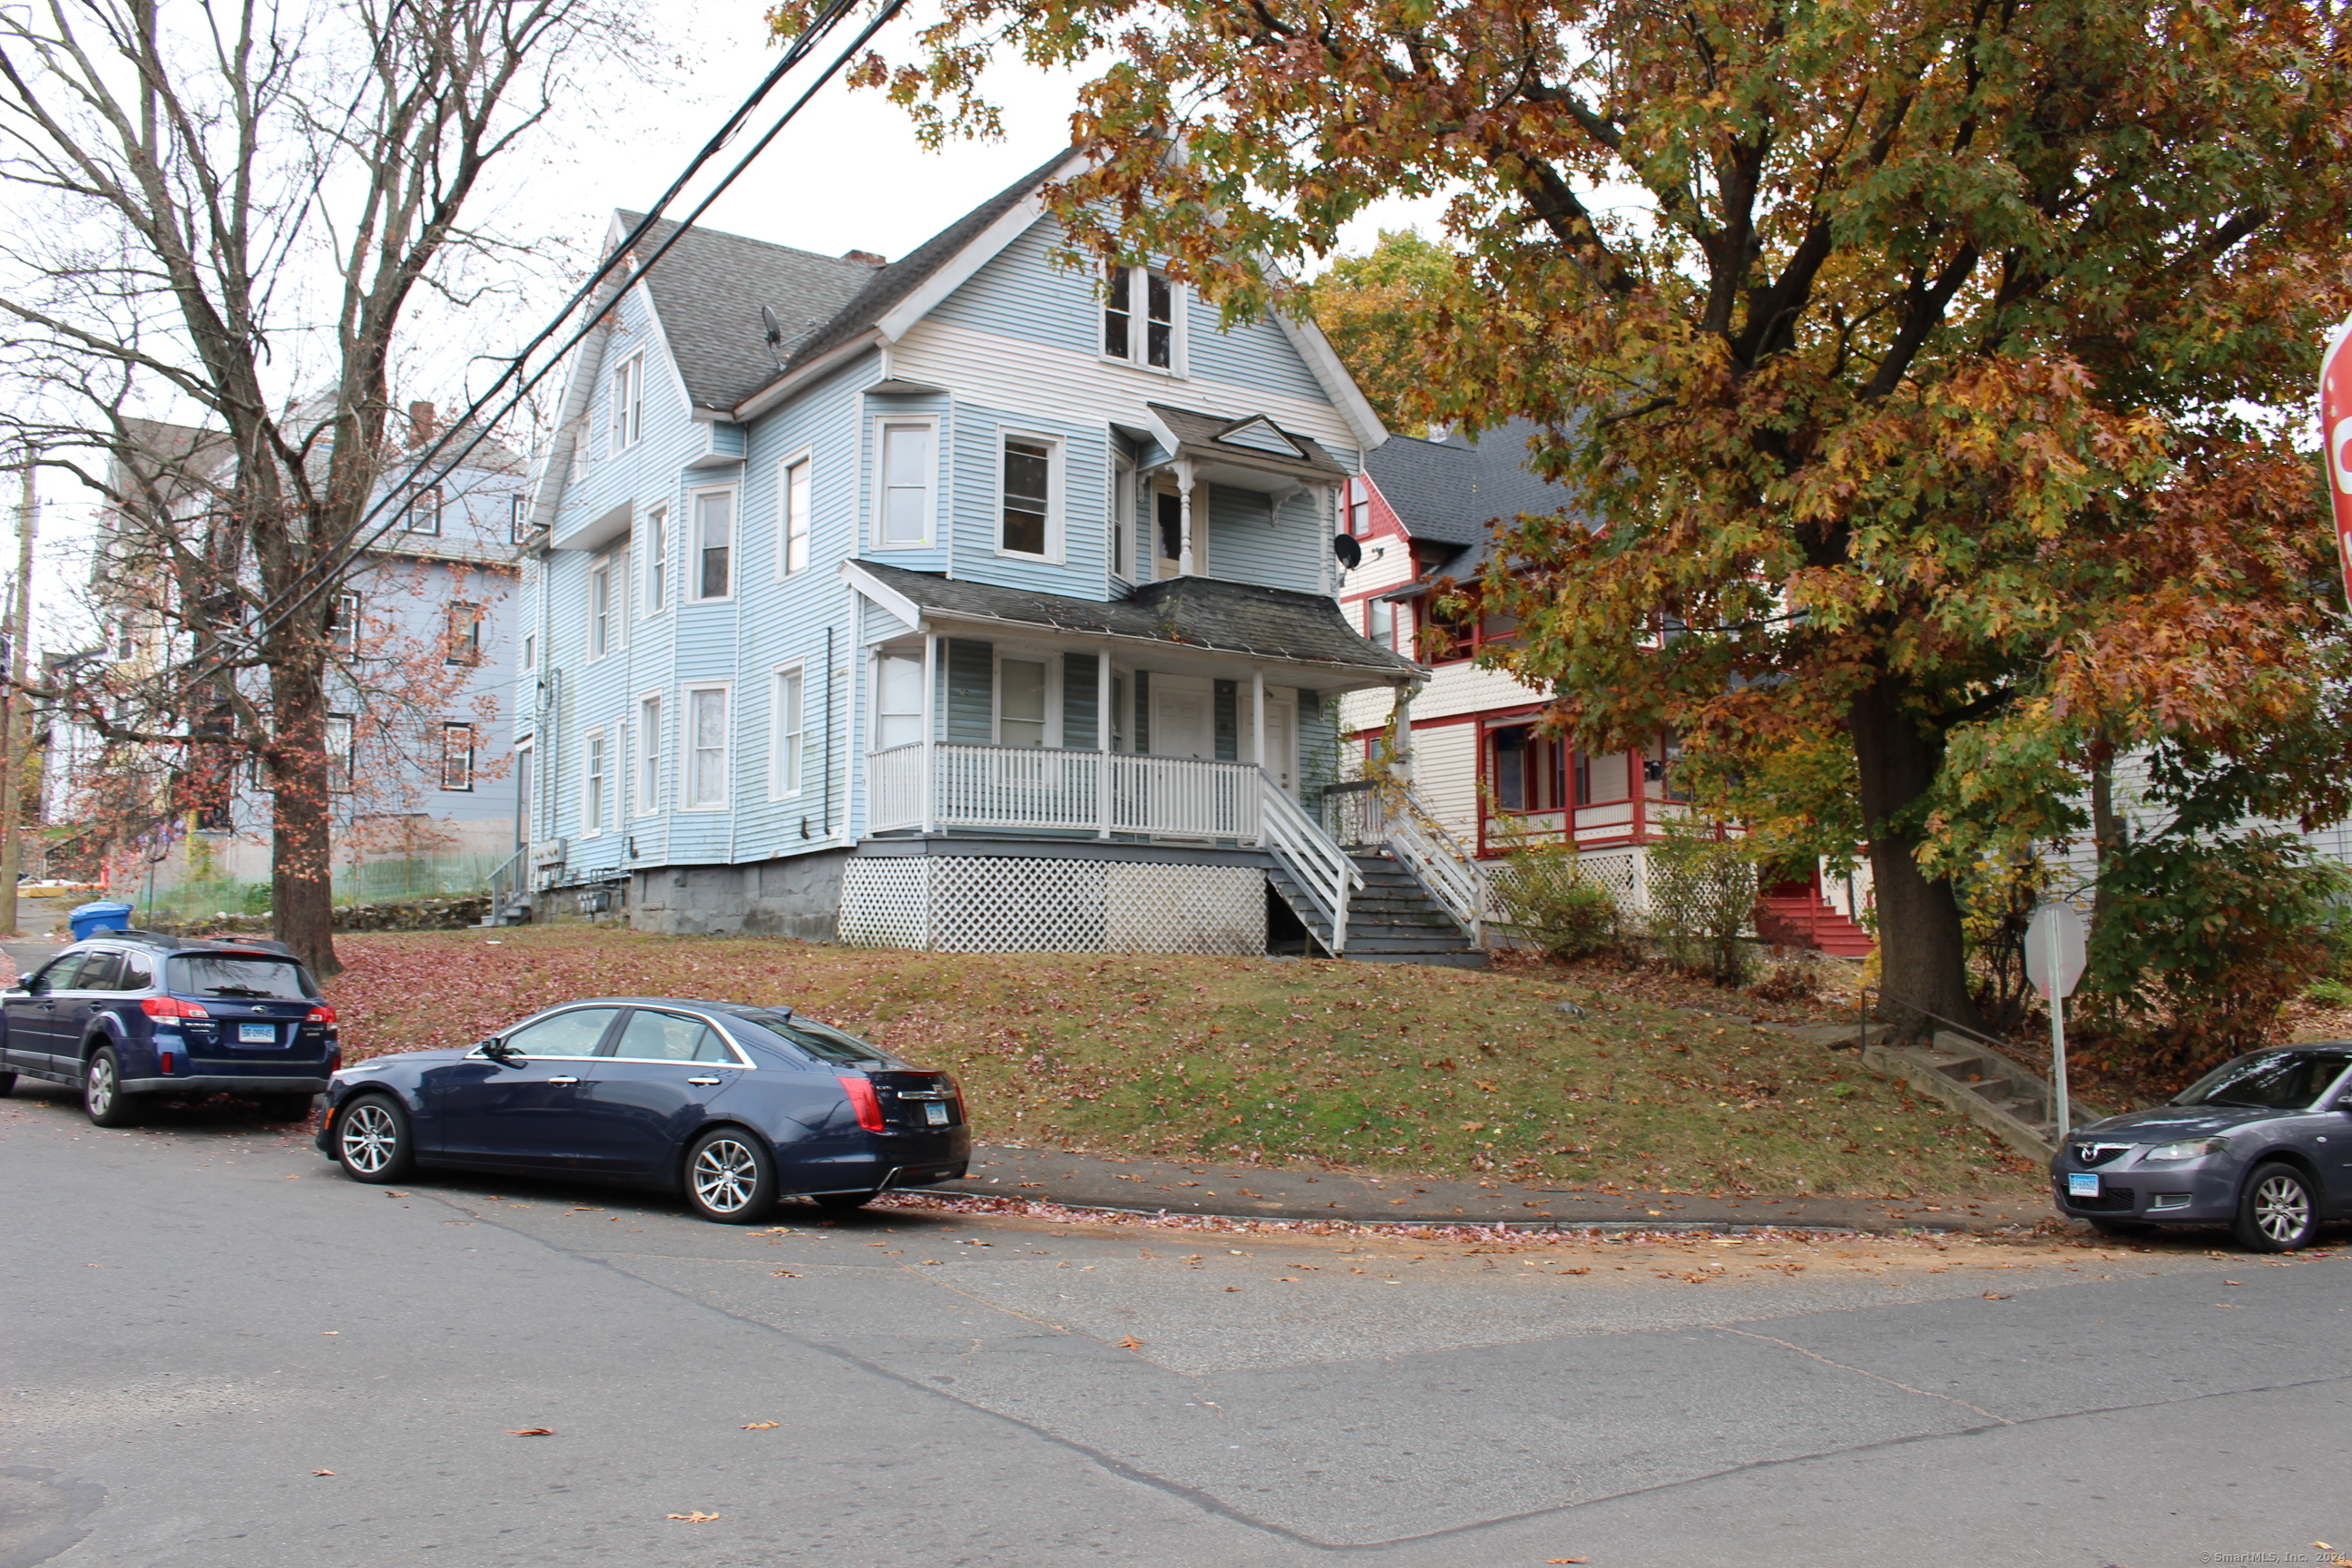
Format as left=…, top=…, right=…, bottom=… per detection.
left=2322, top=319, right=2352, bottom=612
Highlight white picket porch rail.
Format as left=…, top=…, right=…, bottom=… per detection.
left=863, top=742, right=1358, bottom=953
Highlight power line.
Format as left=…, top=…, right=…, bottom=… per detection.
left=230, top=0, right=906, bottom=658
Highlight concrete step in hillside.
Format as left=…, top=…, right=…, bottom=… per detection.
left=1860, top=1029, right=2097, bottom=1162
left=1264, top=855, right=1485, bottom=969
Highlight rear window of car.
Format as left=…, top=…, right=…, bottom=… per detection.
left=168, top=954, right=321, bottom=1001
left=2173, top=1051, right=2352, bottom=1111
left=729, top=1009, right=889, bottom=1066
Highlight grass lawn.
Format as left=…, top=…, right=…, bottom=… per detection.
left=328, top=928, right=2037, bottom=1200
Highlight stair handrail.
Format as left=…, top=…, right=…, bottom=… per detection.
left=1369, top=785, right=1490, bottom=945
left=480, top=845, right=526, bottom=920
left=1260, top=772, right=1361, bottom=956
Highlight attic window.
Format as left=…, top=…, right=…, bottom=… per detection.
left=611, top=353, right=643, bottom=453
left=1104, top=264, right=1175, bottom=370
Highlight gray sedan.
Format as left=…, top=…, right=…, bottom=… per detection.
left=2049, top=1045, right=2352, bottom=1250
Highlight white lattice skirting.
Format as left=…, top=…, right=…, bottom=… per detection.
left=838, top=857, right=1266, bottom=955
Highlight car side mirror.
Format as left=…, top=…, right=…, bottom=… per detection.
left=481, top=1037, right=520, bottom=1065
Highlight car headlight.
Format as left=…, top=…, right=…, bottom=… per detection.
left=2141, top=1137, right=2227, bottom=1164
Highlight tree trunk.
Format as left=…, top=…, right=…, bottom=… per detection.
left=2087, top=737, right=2118, bottom=956
left=1850, top=673, right=1984, bottom=1036
left=269, top=656, right=340, bottom=979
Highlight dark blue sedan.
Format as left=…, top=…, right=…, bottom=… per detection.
left=315, top=998, right=969, bottom=1222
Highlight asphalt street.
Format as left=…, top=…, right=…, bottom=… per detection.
left=4, top=1083, right=2347, bottom=1568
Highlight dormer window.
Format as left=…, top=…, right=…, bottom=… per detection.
left=1103, top=264, right=1177, bottom=371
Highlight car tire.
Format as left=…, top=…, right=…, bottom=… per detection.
left=334, top=1094, right=416, bottom=1183
left=809, top=1190, right=878, bottom=1211
left=2232, top=1161, right=2319, bottom=1252
left=84, top=1047, right=139, bottom=1127
left=683, top=1128, right=778, bottom=1224
left=253, top=1093, right=318, bottom=1122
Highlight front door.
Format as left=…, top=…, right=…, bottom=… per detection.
left=1262, top=692, right=1298, bottom=797
left=573, top=1008, right=742, bottom=1176
left=431, top=1005, right=622, bottom=1168
left=1151, top=677, right=1214, bottom=760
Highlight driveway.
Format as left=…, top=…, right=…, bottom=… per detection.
left=3, top=1083, right=2345, bottom=1566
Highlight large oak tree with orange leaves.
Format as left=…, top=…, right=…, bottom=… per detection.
left=779, top=0, right=2352, bottom=1028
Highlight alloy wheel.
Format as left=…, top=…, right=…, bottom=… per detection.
left=85, top=1056, right=115, bottom=1118
left=691, top=1138, right=760, bottom=1215
left=340, top=1102, right=399, bottom=1176
left=2252, top=1171, right=2311, bottom=1247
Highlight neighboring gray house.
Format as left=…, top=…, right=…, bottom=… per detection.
left=512, top=153, right=1489, bottom=957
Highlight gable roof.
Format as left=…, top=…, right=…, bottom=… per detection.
left=1146, top=402, right=1348, bottom=480
left=1364, top=418, right=1585, bottom=551
left=610, top=213, right=884, bottom=415
left=848, top=560, right=1420, bottom=681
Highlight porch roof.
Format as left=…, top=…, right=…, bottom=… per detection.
left=848, top=560, right=1425, bottom=685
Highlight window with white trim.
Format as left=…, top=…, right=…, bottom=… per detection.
left=684, top=684, right=730, bottom=808
left=999, top=435, right=1055, bottom=558
left=635, top=694, right=662, bottom=814
left=404, top=485, right=443, bottom=535
left=330, top=590, right=360, bottom=652
left=589, top=554, right=617, bottom=659
left=509, top=492, right=532, bottom=544
left=877, top=422, right=932, bottom=546
left=327, top=714, right=356, bottom=793
left=1368, top=598, right=1395, bottom=651
left=1103, top=263, right=1179, bottom=370
left=1348, top=478, right=1371, bottom=537
left=875, top=652, right=923, bottom=750
left=770, top=665, right=805, bottom=797
left=610, top=353, right=643, bottom=453
left=583, top=728, right=610, bottom=835
left=439, top=722, right=476, bottom=791
left=692, top=490, right=733, bottom=599
left=643, top=505, right=668, bottom=613
left=446, top=600, right=485, bottom=666
left=779, top=455, right=811, bottom=576
left=997, top=657, right=1048, bottom=749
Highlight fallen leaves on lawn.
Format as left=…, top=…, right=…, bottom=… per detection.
left=507, top=1428, right=554, bottom=1436
left=667, top=1512, right=720, bottom=1523
left=741, top=1422, right=780, bottom=1430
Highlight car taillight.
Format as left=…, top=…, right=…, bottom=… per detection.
left=838, top=1074, right=885, bottom=1132
left=946, top=1074, right=965, bottom=1123
left=142, top=996, right=207, bottom=1020
left=309, top=1006, right=337, bottom=1024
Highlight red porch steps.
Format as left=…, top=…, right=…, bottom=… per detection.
left=1753, top=892, right=1875, bottom=957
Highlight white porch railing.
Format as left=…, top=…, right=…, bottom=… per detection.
left=863, top=741, right=1359, bottom=953
left=1322, top=777, right=1490, bottom=945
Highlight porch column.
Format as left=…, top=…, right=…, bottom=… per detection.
left=1177, top=458, right=1196, bottom=578
left=1250, top=667, right=1267, bottom=847
left=1391, top=683, right=1415, bottom=786
left=1321, top=482, right=1340, bottom=599
left=1096, top=651, right=1112, bottom=840
left=918, top=631, right=937, bottom=835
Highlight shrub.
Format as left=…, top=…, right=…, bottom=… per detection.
left=1647, top=822, right=1758, bottom=988
left=2084, top=830, right=2348, bottom=1078
left=1488, top=844, right=1626, bottom=961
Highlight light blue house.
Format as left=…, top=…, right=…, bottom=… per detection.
left=512, top=154, right=1474, bottom=957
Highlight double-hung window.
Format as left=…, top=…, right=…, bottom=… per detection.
left=439, top=722, right=475, bottom=791
left=875, top=653, right=923, bottom=750
left=589, top=554, right=617, bottom=659
left=1367, top=599, right=1396, bottom=651
left=997, top=658, right=1047, bottom=748
left=509, top=493, right=532, bottom=544
left=404, top=486, right=443, bottom=535
left=779, top=456, right=811, bottom=575
left=1348, top=479, right=1371, bottom=537
left=684, top=684, right=729, bottom=809
left=999, top=436, right=1054, bottom=558
left=583, top=729, right=609, bottom=833
left=326, top=714, right=356, bottom=793
left=770, top=666, right=805, bottom=797
left=635, top=694, right=662, bottom=813
left=877, top=422, right=932, bottom=546
left=643, top=505, right=668, bottom=613
left=610, top=353, right=643, bottom=453
left=331, top=591, right=361, bottom=652
left=446, top=600, right=485, bottom=666
left=693, top=491, right=733, bottom=600
left=1102, top=263, right=1178, bottom=370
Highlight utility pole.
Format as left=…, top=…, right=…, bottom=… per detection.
left=1, top=446, right=36, bottom=937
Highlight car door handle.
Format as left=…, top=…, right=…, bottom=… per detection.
left=546, top=1075, right=580, bottom=1085
left=686, top=1077, right=720, bottom=1086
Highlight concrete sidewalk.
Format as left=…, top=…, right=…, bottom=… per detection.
left=928, top=1143, right=2054, bottom=1234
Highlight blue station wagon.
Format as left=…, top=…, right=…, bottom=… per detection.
left=0, top=933, right=338, bottom=1125
left=315, top=998, right=970, bottom=1222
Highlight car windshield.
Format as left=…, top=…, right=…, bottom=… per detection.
left=2171, top=1051, right=2352, bottom=1111
left=168, top=954, right=320, bottom=1001
left=731, top=1009, right=888, bottom=1066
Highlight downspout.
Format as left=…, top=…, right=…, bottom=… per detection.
left=824, top=623, right=836, bottom=844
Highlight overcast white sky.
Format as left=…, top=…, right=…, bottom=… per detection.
left=24, top=0, right=1440, bottom=656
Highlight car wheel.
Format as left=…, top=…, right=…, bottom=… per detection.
left=253, top=1093, right=318, bottom=1122
left=2088, top=1217, right=2151, bottom=1239
left=809, top=1190, right=878, bottom=1211
left=2232, top=1162, right=2319, bottom=1252
left=84, top=1048, right=139, bottom=1127
left=334, top=1094, right=416, bottom=1183
left=684, top=1129, right=778, bottom=1224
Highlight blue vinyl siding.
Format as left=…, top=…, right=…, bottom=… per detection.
left=949, top=403, right=1110, bottom=598
left=926, top=220, right=1098, bottom=355
left=1204, top=484, right=1323, bottom=593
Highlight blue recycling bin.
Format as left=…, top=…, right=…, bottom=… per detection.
left=67, top=900, right=135, bottom=941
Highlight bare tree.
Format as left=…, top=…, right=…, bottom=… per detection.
left=0, top=0, right=640, bottom=974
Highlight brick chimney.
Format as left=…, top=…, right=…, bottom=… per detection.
left=840, top=250, right=887, bottom=267
left=407, top=400, right=438, bottom=446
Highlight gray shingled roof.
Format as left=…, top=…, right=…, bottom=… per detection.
left=616, top=150, right=1077, bottom=417
left=1146, top=403, right=1348, bottom=478
left=854, top=560, right=1420, bottom=680
left=1363, top=417, right=1587, bottom=552
left=614, top=213, right=883, bottom=414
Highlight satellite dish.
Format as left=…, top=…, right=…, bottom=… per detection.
left=1332, top=534, right=1363, bottom=571
left=759, top=305, right=786, bottom=368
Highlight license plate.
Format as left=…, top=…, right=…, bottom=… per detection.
left=238, top=1023, right=278, bottom=1045
left=923, top=1102, right=949, bottom=1126
left=2067, top=1172, right=2100, bottom=1198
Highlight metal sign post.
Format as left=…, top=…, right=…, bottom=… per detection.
left=2319, top=318, right=2352, bottom=612
left=2025, top=902, right=2088, bottom=1137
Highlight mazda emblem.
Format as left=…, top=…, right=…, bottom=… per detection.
left=2073, top=1145, right=2095, bottom=1162
left=252, top=1005, right=268, bottom=1014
